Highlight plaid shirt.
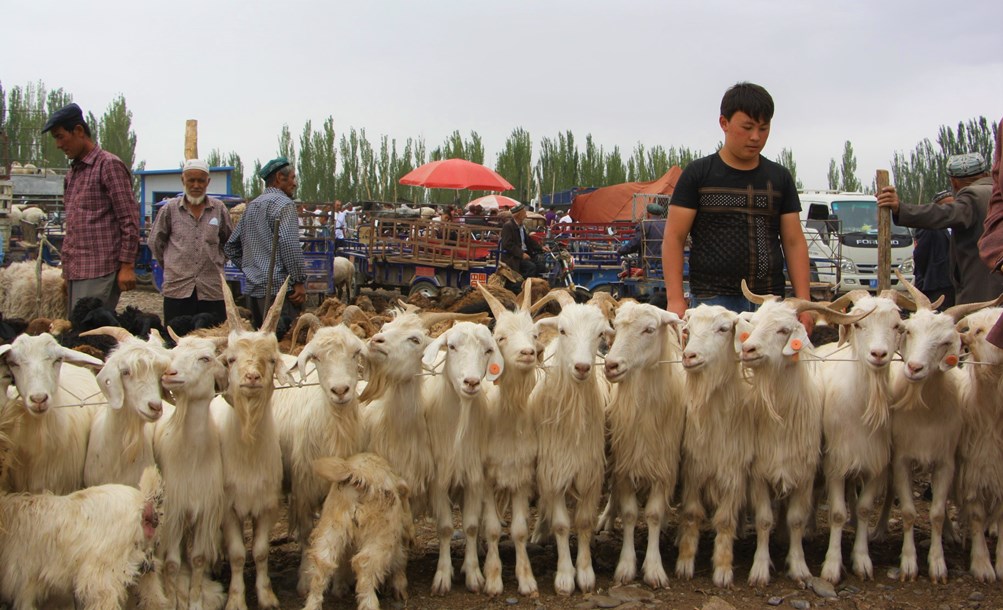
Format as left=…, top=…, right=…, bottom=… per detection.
left=149, top=196, right=233, bottom=300
left=224, top=188, right=305, bottom=298
left=62, top=146, right=140, bottom=280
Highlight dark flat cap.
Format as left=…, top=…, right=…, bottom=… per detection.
left=41, top=103, right=84, bottom=134
left=511, top=203, right=527, bottom=214
left=258, top=156, right=291, bottom=181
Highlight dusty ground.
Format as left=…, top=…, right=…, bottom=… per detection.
left=120, top=289, right=1003, bottom=610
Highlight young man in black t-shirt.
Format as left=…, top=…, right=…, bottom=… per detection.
left=662, top=82, right=813, bottom=331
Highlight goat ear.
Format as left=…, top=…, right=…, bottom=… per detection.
left=97, top=365, right=125, bottom=410
left=939, top=340, right=961, bottom=372
left=0, top=345, right=10, bottom=359
left=213, top=360, right=230, bottom=393
left=534, top=317, right=558, bottom=334
left=783, top=324, right=812, bottom=357
left=734, top=316, right=754, bottom=354
left=485, top=339, right=504, bottom=383
left=422, top=331, right=450, bottom=369
left=274, top=360, right=296, bottom=387
left=293, top=346, right=313, bottom=385
left=312, top=456, right=353, bottom=484
left=656, top=310, right=682, bottom=327
left=838, top=323, right=850, bottom=347
left=59, top=346, right=105, bottom=368
left=147, top=329, right=165, bottom=347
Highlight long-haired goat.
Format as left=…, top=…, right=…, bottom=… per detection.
left=0, top=332, right=103, bottom=494
left=478, top=282, right=542, bottom=597
left=211, top=276, right=295, bottom=610
left=738, top=282, right=866, bottom=586
left=301, top=453, right=413, bottom=610
left=531, top=291, right=611, bottom=595
left=888, top=274, right=1002, bottom=582
left=817, top=290, right=903, bottom=584
left=675, top=305, right=754, bottom=588
left=273, top=323, right=369, bottom=595
left=156, top=333, right=228, bottom=610
left=82, top=327, right=172, bottom=488
left=602, top=301, right=684, bottom=588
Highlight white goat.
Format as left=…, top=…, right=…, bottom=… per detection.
left=361, top=309, right=474, bottom=520
left=273, top=323, right=368, bottom=595
left=674, top=305, right=754, bottom=588
left=888, top=276, right=1000, bottom=582
left=83, top=326, right=172, bottom=488
left=602, top=301, right=683, bottom=588
left=156, top=333, right=229, bottom=610
left=0, top=332, right=103, bottom=494
left=301, top=453, right=413, bottom=610
left=738, top=282, right=864, bottom=586
left=955, top=307, right=1003, bottom=581
left=478, top=282, right=542, bottom=597
left=816, top=290, right=904, bottom=584
left=211, top=277, right=295, bottom=610
left=422, top=321, right=504, bottom=594
left=532, top=293, right=610, bottom=595
left=0, top=463, right=164, bottom=610
left=0, top=260, right=67, bottom=320
left=332, top=255, right=355, bottom=300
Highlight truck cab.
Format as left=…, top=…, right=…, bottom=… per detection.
left=799, top=190, right=914, bottom=294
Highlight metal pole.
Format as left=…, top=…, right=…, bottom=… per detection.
left=264, top=217, right=281, bottom=314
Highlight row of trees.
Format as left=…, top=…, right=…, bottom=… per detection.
left=2, top=80, right=995, bottom=208
left=0, top=81, right=141, bottom=187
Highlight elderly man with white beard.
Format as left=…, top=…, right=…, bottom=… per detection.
left=149, top=158, right=234, bottom=331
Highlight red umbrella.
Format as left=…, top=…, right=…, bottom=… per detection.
left=400, top=158, right=514, bottom=192
left=465, top=195, right=521, bottom=210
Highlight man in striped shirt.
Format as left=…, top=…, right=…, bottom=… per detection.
left=224, top=157, right=306, bottom=329
left=43, top=103, right=139, bottom=311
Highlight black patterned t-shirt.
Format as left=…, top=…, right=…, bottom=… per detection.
left=670, top=153, right=801, bottom=298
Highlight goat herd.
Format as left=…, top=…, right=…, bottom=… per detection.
left=0, top=269, right=1002, bottom=610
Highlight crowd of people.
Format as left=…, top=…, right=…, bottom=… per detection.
left=39, top=92, right=1003, bottom=341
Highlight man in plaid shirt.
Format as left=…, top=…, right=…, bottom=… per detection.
left=224, top=156, right=306, bottom=329
left=43, top=103, right=139, bottom=311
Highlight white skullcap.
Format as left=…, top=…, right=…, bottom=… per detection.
left=183, top=158, right=210, bottom=174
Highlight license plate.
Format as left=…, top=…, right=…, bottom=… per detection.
left=869, top=279, right=878, bottom=288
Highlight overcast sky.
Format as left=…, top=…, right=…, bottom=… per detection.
left=4, top=0, right=1002, bottom=193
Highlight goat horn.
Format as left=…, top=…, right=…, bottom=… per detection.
left=289, top=313, right=322, bottom=353
left=220, top=273, right=243, bottom=332
left=417, top=311, right=487, bottom=328
left=790, top=298, right=874, bottom=326
left=520, top=279, right=534, bottom=312
left=476, top=283, right=508, bottom=320
left=79, top=326, right=132, bottom=343
left=894, top=270, right=933, bottom=310
left=530, top=288, right=576, bottom=315
left=828, top=290, right=870, bottom=312
left=261, top=277, right=292, bottom=334
left=888, top=291, right=917, bottom=312
left=740, top=280, right=773, bottom=305
left=166, top=326, right=183, bottom=344
left=944, top=293, right=1003, bottom=323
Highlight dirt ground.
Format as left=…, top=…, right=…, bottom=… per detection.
left=118, top=289, right=1003, bottom=610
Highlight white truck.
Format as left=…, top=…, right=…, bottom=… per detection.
left=799, top=190, right=914, bottom=294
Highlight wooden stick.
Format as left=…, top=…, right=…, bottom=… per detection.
left=184, top=120, right=198, bottom=161
left=876, top=169, right=891, bottom=291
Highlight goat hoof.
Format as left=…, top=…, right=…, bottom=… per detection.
left=576, top=566, right=596, bottom=593
left=820, top=561, right=842, bottom=585
left=554, top=572, right=575, bottom=596
left=712, top=566, right=734, bottom=589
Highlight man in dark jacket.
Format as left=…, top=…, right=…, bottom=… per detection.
left=878, top=152, right=1003, bottom=304
left=912, top=190, right=955, bottom=308
left=499, top=204, right=545, bottom=277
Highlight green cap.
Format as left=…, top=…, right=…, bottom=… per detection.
left=258, top=156, right=291, bottom=181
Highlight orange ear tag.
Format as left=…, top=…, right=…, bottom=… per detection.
left=790, top=339, right=803, bottom=352
left=488, top=363, right=502, bottom=376
left=739, top=332, right=750, bottom=343
left=944, top=354, right=958, bottom=367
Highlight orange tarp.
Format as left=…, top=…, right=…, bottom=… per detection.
left=569, top=167, right=682, bottom=223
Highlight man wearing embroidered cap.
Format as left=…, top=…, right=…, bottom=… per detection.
left=149, top=159, right=233, bottom=331
left=224, top=156, right=306, bottom=329
left=877, top=152, right=1003, bottom=303
left=43, top=102, right=140, bottom=311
